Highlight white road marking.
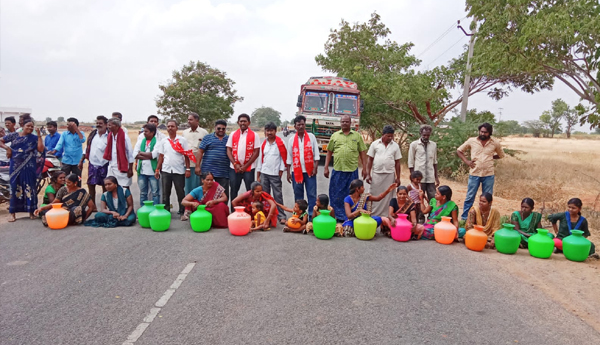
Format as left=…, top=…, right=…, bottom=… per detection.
left=122, top=262, right=196, bottom=345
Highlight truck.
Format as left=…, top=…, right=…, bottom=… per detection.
left=295, top=76, right=363, bottom=156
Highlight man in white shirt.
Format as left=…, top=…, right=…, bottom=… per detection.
left=182, top=112, right=208, bottom=195
left=257, top=122, right=288, bottom=225
left=133, top=123, right=160, bottom=206
left=286, top=115, right=320, bottom=216
left=226, top=114, right=260, bottom=208
left=154, top=119, right=192, bottom=217
left=135, top=115, right=166, bottom=201
left=79, top=116, right=109, bottom=208
left=105, top=118, right=134, bottom=188
left=365, top=125, right=402, bottom=218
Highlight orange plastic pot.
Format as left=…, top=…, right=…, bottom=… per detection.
left=287, top=214, right=302, bottom=229
left=434, top=216, right=457, bottom=245
left=464, top=225, right=488, bottom=251
left=46, top=203, right=69, bottom=230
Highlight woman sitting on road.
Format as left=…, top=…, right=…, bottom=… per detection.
left=511, top=197, right=543, bottom=248
left=181, top=171, right=229, bottom=228
left=548, top=198, right=597, bottom=258
left=42, top=171, right=66, bottom=206
left=381, top=186, right=425, bottom=239
left=342, top=179, right=397, bottom=237
left=232, top=181, right=278, bottom=229
left=35, top=173, right=94, bottom=226
left=419, top=185, right=459, bottom=240
left=465, top=193, right=501, bottom=248
left=84, top=176, right=136, bottom=228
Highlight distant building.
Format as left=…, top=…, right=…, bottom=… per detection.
left=0, top=107, right=32, bottom=122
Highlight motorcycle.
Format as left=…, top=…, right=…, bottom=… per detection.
left=0, top=154, right=62, bottom=205
left=0, top=164, right=9, bottom=204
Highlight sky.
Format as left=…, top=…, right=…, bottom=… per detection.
left=0, top=0, right=590, bottom=131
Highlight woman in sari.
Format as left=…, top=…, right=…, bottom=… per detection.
left=34, top=174, right=94, bottom=226
left=510, top=197, right=543, bottom=248
left=232, top=181, right=278, bottom=229
left=181, top=171, right=229, bottom=228
left=42, top=171, right=66, bottom=206
left=0, top=120, right=45, bottom=221
left=84, top=176, right=136, bottom=228
left=342, top=179, right=397, bottom=237
left=465, top=193, right=501, bottom=248
left=419, top=185, right=459, bottom=240
left=381, top=186, right=425, bottom=239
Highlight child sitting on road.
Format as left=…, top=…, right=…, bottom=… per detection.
left=250, top=201, right=270, bottom=231
left=277, top=199, right=309, bottom=233
left=306, top=194, right=344, bottom=236
left=406, top=170, right=425, bottom=223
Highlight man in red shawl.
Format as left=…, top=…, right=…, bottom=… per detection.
left=104, top=118, right=134, bottom=188
left=226, top=114, right=260, bottom=210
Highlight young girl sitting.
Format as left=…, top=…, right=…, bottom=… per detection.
left=250, top=201, right=269, bottom=231
left=306, top=194, right=344, bottom=236
left=406, top=170, right=425, bottom=223
left=277, top=200, right=309, bottom=233
left=548, top=198, right=597, bottom=258
left=342, top=179, right=397, bottom=237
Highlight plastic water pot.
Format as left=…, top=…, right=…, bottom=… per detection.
left=464, top=225, right=488, bottom=252
left=434, top=216, right=456, bottom=245
left=190, top=205, right=212, bottom=232
left=494, top=223, right=521, bottom=254
left=528, top=228, right=555, bottom=259
left=46, top=203, right=69, bottom=230
left=228, top=206, right=251, bottom=236
left=312, top=210, right=336, bottom=240
left=149, top=204, right=171, bottom=232
left=137, top=200, right=155, bottom=228
left=390, top=214, right=412, bottom=242
left=562, top=230, right=592, bottom=262
left=354, top=213, right=377, bottom=240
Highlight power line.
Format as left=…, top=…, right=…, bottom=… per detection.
left=426, top=36, right=467, bottom=67
left=417, top=16, right=467, bottom=58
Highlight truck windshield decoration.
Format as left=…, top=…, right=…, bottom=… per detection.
left=304, top=92, right=328, bottom=113
left=335, top=94, right=358, bottom=115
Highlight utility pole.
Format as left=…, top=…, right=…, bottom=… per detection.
left=458, top=21, right=476, bottom=122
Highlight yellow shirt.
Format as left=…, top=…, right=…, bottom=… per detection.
left=457, top=137, right=505, bottom=177
left=254, top=211, right=267, bottom=226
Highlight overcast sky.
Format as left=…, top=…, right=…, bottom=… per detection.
left=0, top=0, right=589, bottom=130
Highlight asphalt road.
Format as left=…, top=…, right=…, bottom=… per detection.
left=2, top=133, right=600, bottom=344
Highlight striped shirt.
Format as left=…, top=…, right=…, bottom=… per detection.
left=199, top=133, right=229, bottom=178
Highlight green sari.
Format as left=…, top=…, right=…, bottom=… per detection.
left=511, top=211, right=542, bottom=245
left=422, top=199, right=458, bottom=240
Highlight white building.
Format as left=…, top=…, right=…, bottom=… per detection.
left=0, top=107, right=32, bottom=122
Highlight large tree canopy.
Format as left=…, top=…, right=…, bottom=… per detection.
left=251, top=106, right=282, bottom=127
left=466, top=0, right=600, bottom=128
left=156, top=61, right=243, bottom=127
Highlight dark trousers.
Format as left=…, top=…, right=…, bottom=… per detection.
left=214, top=177, right=230, bottom=203
left=421, top=183, right=437, bottom=201
left=162, top=171, right=186, bottom=214
left=229, top=168, right=254, bottom=210
left=261, top=174, right=286, bottom=221
left=62, top=164, right=82, bottom=187
left=291, top=172, right=317, bottom=220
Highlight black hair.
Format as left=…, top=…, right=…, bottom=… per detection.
left=437, top=185, right=453, bottom=201
left=50, top=170, right=66, bottom=184
left=296, top=200, right=308, bottom=213
left=521, top=198, right=535, bottom=209
left=144, top=123, right=157, bottom=134
left=481, top=192, right=493, bottom=203
left=22, top=118, right=33, bottom=126
left=293, top=115, right=307, bottom=125
left=147, top=115, right=159, bottom=122
left=67, top=117, right=79, bottom=126
left=264, top=122, right=277, bottom=131
left=478, top=122, right=493, bottom=136
left=410, top=170, right=423, bottom=180
left=238, top=114, right=251, bottom=122
left=397, top=185, right=408, bottom=193
left=104, top=176, right=118, bottom=186
left=189, top=112, right=200, bottom=121
left=66, top=173, right=79, bottom=184
left=96, top=115, right=108, bottom=124
left=201, top=171, right=215, bottom=180
left=47, top=121, right=58, bottom=128
left=317, top=194, right=329, bottom=209
left=568, top=198, right=583, bottom=210
left=349, top=179, right=364, bottom=195
left=5, top=116, right=16, bottom=124
left=215, top=120, right=227, bottom=127
left=166, top=119, right=178, bottom=127
left=252, top=201, right=264, bottom=211
left=382, top=125, right=395, bottom=135
left=250, top=181, right=262, bottom=192
left=112, top=112, right=123, bottom=120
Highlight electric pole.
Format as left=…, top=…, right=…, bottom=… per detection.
left=458, top=21, right=476, bottom=122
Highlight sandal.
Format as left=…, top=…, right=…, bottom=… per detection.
left=279, top=219, right=286, bottom=225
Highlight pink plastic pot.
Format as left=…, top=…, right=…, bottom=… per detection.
left=391, top=214, right=412, bottom=242
left=228, top=206, right=251, bottom=236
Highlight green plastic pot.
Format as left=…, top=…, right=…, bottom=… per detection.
left=528, top=229, right=555, bottom=259
left=190, top=205, right=212, bottom=232
left=494, top=223, right=521, bottom=255
left=137, top=200, right=155, bottom=228
left=354, top=213, right=377, bottom=240
left=562, top=230, right=591, bottom=262
left=149, top=204, right=171, bottom=232
left=313, top=210, right=336, bottom=240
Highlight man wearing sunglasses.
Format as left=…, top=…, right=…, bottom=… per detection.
left=195, top=120, right=231, bottom=200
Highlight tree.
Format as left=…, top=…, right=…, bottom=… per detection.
left=466, top=0, right=600, bottom=128
left=465, top=109, right=496, bottom=124
left=57, top=117, right=65, bottom=123
left=524, top=120, right=546, bottom=138
left=45, top=117, right=52, bottom=122
left=565, top=104, right=585, bottom=138
left=495, top=120, right=523, bottom=136
left=251, top=107, right=282, bottom=127
left=156, top=61, right=243, bottom=127
left=548, top=99, right=569, bottom=137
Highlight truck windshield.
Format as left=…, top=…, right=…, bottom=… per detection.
left=304, top=92, right=328, bottom=113
left=335, top=94, right=358, bottom=115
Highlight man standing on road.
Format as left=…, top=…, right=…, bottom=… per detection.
left=226, top=114, right=260, bottom=209
left=44, top=121, right=62, bottom=161
left=80, top=116, right=109, bottom=209
left=4, top=117, right=17, bottom=134
left=134, top=124, right=160, bottom=206
left=257, top=122, right=288, bottom=225
left=195, top=120, right=230, bottom=200
left=365, top=125, right=402, bottom=218
left=182, top=112, right=208, bottom=195
left=155, top=119, right=192, bottom=217
left=457, top=122, right=505, bottom=219
left=137, top=115, right=166, bottom=143
left=324, top=115, right=368, bottom=221
left=286, top=115, right=319, bottom=217
left=408, top=124, right=439, bottom=201
left=50, top=117, right=86, bottom=185
left=104, top=118, right=134, bottom=189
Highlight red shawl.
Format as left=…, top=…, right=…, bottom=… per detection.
left=241, top=190, right=278, bottom=227
left=103, top=128, right=129, bottom=173
left=231, top=129, right=256, bottom=172
left=292, top=133, right=314, bottom=183
left=168, top=138, right=196, bottom=164
left=261, top=137, right=287, bottom=164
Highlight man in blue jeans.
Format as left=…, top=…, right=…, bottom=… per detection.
left=133, top=124, right=160, bottom=205
left=456, top=122, right=505, bottom=219
left=286, top=115, right=319, bottom=219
